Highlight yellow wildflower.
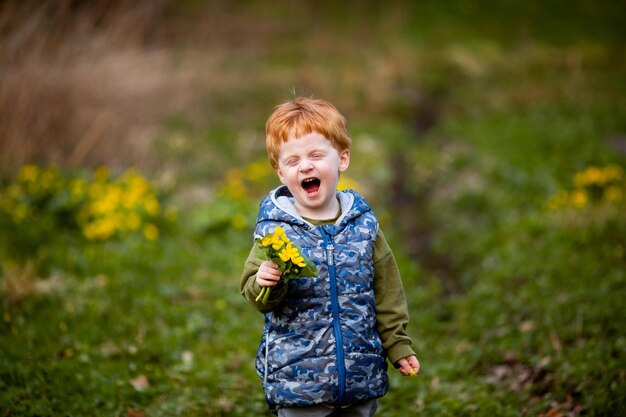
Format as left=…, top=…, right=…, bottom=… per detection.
left=604, top=186, right=623, bottom=203
left=17, top=165, right=36, bottom=180
left=291, top=256, right=306, bottom=267
left=143, top=197, right=161, bottom=216
left=546, top=191, right=568, bottom=210
left=12, top=204, right=28, bottom=223
left=279, top=242, right=300, bottom=263
left=578, top=166, right=604, bottom=186
left=245, top=160, right=271, bottom=182
left=70, top=179, right=86, bottom=202
left=604, top=164, right=623, bottom=182
left=338, top=175, right=362, bottom=193
left=214, top=299, right=227, bottom=311
left=274, top=226, right=288, bottom=241
left=125, top=213, right=142, bottom=231
left=164, top=207, right=179, bottom=222
left=262, top=233, right=284, bottom=250
left=40, top=166, right=60, bottom=190
left=232, top=214, right=247, bottom=230
left=94, top=166, right=109, bottom=182
left=143, top=224, right=159, bottom=241
left=17, top=164, right=38, bottom=182
left=570, top=189, right=588, bottom=208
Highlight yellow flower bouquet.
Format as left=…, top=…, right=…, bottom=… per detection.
left=255, top=226, right=318, bottom=304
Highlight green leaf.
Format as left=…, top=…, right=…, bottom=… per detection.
left=300, top=259, right=318, bottom=278
left=255, top=244, right=269, bottom=261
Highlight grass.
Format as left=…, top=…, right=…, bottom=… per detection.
left=1, top=1, right=626, bottom=416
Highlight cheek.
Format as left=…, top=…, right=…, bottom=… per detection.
left=279, top=168, right=297, bottom=184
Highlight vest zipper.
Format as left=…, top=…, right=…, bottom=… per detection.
left=319, top=227, right=346, bottom=407
left=263, top=327, right=269, bottom=385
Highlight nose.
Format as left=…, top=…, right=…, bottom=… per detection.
left=299, top=158, right=313, bottom=171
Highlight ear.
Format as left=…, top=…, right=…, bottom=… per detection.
left=275, top=167, right=286, bottom=184
left=339, top=149, right=350, bottom=172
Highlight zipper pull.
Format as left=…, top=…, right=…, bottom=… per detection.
left=326, top=243, right=334, bottom=266
left=319, top=226, right=335, bottom=266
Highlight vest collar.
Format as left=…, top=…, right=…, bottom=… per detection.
left=269, top=185, right=356, bottom=228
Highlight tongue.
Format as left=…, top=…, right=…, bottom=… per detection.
left=304, top=182, right=320, bottom=194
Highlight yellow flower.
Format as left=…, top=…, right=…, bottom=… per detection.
left=245, top=160, right=272, bottom=182
left=279, top=242, right=300, bottom=263
left=338, top=175, right=362, bottom=193
left=143, top=197, right=161, bottom=216
left=546, top=191, right=568, bottom=210
left=214, top=299, right=227, bottom=311
left=570, top=189, right=588, bottom=208
left=94, top=166, right=109, bottom=182
left=40, top=166, right=60, bottom=190
left=125, top=213, right=142, bottom=231
left=262, top=233, right=284, bottom=250
left=143, top=224, right=159, bottom=241
left=579, top=166, right=604, bottom=186
left=272, top=235, right=285, bottom=250
left=70, top=179, right=86, bottom=201
left=291, top=256, right=306, bottom=267
left=12, top=204, right=28, bottom=223
left=274, top=226, right=288, bottom=242
left=604, top=164, right=623, bottom=181
left=604, top=186, right=623, bottom=203
left=17, top=164, right=39, bottom=182
left=232, top=214, right=247, bottom=230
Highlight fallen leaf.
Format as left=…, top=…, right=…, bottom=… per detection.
left=126, top=407, right=147, bottom=417
left=130, top=374, right=150, bottom=392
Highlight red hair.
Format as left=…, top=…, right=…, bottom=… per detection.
left=265, top=97, right=351, bottom=170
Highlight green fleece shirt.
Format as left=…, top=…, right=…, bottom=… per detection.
left=240, top=214, right=416, bottom=365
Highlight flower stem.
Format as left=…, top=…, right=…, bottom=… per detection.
left=262, top=287, right=272, bottom=304
left=255, top=287, right=274, bottom=304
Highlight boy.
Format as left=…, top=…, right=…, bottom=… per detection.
left=240, top=97, right=420, bottom=416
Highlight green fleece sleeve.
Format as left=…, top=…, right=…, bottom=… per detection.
left=240, top=242, right=289, bottom=313
left=373, top=229, right=417, bottom=364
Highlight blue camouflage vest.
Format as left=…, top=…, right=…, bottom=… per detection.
left=254, top=186, right=389, bottom=412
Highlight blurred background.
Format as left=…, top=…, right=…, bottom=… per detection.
left=1, top=0, right=625, bottom=416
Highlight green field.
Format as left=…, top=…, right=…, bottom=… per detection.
left=1, top=1, right=625, bottom=416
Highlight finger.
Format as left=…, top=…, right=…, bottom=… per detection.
left=396, top=358, right=410, bottom=375
left=259, top=269, right=279, bottom=279
left=258, top=267, right=280, bottom=278
left=261, top=263, right=281, bottom=275
left=262, top=271, right=282, bottom=281
left=262, top=261, right=279, bottom=270
left=409, top=357, right=421, bottom=374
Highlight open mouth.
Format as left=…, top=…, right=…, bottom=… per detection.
left=301, top=177, right=321, bottom=194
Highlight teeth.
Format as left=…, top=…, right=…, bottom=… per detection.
left=302, top=178, right=320, bottom=191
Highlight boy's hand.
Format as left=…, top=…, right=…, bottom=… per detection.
left=395, top=355, right=420, bottom=377
left=256, top=261, right=282, bottom=288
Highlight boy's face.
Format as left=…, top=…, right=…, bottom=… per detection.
left=276, top=131, right=350, bottom=219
